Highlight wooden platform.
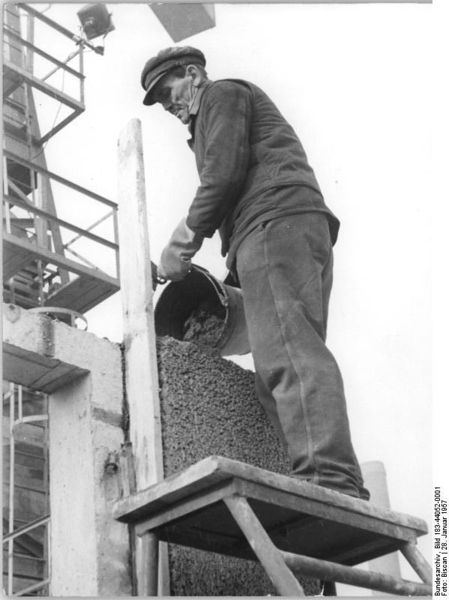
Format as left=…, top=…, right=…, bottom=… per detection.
left=114, top=456, right=432, bottom=596
left=45, top=274, right=119, bottom=314
left=3, top=233, right=119, bottom=313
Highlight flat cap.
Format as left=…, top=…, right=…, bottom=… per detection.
left=141, top=46, right=206, bottom=106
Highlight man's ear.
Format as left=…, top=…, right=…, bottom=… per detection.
left=185, top=64, right=204, bottom=88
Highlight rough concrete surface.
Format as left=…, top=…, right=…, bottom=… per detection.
left=157, top=336, right=320, bottom=596
left=3, top=304, right=132, bottom=595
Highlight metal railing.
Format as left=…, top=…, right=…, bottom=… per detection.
left=3, top=149, right=120, bottom=282
left=3, top=383, right=50, bottom=596
left=2, top=3, right=104, bottom=145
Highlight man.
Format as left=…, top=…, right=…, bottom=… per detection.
left=141, top=46, right=370, bottom=500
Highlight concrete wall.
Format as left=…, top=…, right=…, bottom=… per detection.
left=157, top=336, right=320, bottom=596
left=3, top=305, right=132, bottom=596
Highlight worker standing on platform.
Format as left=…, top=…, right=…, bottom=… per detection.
left=141, top=46, right=370, bottom=501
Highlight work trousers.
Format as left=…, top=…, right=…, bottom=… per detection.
left=236, top=212, right=370, bottom=500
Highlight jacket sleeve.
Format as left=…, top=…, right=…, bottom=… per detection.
left=186, top=82, right=252, bottom=237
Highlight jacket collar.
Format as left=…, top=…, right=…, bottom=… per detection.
left=189, top=79, right=213, bottom=117
left=187, top=80, right=213, bottom=144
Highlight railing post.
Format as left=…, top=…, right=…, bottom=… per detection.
left=113, top=207, right=120, bottom=279
left=3, top=156, right=12, bottom=234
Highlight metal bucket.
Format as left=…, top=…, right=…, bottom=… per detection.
left=154, top=266, right=250, bottom=356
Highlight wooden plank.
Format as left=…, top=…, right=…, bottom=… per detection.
left=156, top=523, right=249, bottom=559
left=46, top=275, right=119, bottom=314
left=114, top=455, right=430, bottom=593
left=114, top=456, right=233, bottom=522
left=114, top=455, right=428, bottom=536
left=281, top=550, right=431, bottom=596
left=117, top=118, right=168, bottom=595
left=46, top=276, right=98, bottom=306
left=134, top=481, right=237, bottom=536
left=225, top=460, right=427, bottom=532
left=134, top=484, right=405, bottom=566
left=236, top=479, right=418, bottom=545
left=224, top=495, right=305, bottom=596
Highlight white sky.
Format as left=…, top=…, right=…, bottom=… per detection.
left=22, top=1, right=449, bottom=588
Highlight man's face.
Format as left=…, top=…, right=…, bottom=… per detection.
left=153, top=73, right=194, bottom=124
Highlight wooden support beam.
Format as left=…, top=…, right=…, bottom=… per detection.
left=117, top=118, right=169, bottom=595
left=281, top=550, right=431, bottom=596
left=400, top=541, right=432, bottom=584
left=138, top=533, right=159, bottom=596
left=224, top=495, right=305, bottom=597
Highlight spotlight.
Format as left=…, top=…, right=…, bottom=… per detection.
left=77, top=4, right=114, bottom=41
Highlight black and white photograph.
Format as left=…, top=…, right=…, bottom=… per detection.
left=2, top=0, right=446, bottom=596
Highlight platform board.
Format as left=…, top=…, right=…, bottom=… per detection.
left=3, top=233, right=119, bottom=313
left=114, top=455, right=428, bottom=570
left=46, top=274, right=119, bottom=314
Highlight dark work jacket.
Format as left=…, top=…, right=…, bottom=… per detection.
left=185, top=79, right=340, bottom=267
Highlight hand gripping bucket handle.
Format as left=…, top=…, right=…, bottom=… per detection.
left=154, top=265, right=250, bottom=356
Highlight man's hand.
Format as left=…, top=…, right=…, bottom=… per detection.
left=151, top=261, right=167, bottom=290
left=158, top=217, right=204, bottom=281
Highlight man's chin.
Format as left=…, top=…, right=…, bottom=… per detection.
left=175, top=110, right=189, bottom=124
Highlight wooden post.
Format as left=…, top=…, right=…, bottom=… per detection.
left=117, top=118, right=169, bottom=595
left=400, top=541, right=432, bottom=584
left=139, top=533, right=159, bottom=596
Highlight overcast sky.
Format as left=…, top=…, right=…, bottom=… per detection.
left=24, top=1, right=448, bottom=587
